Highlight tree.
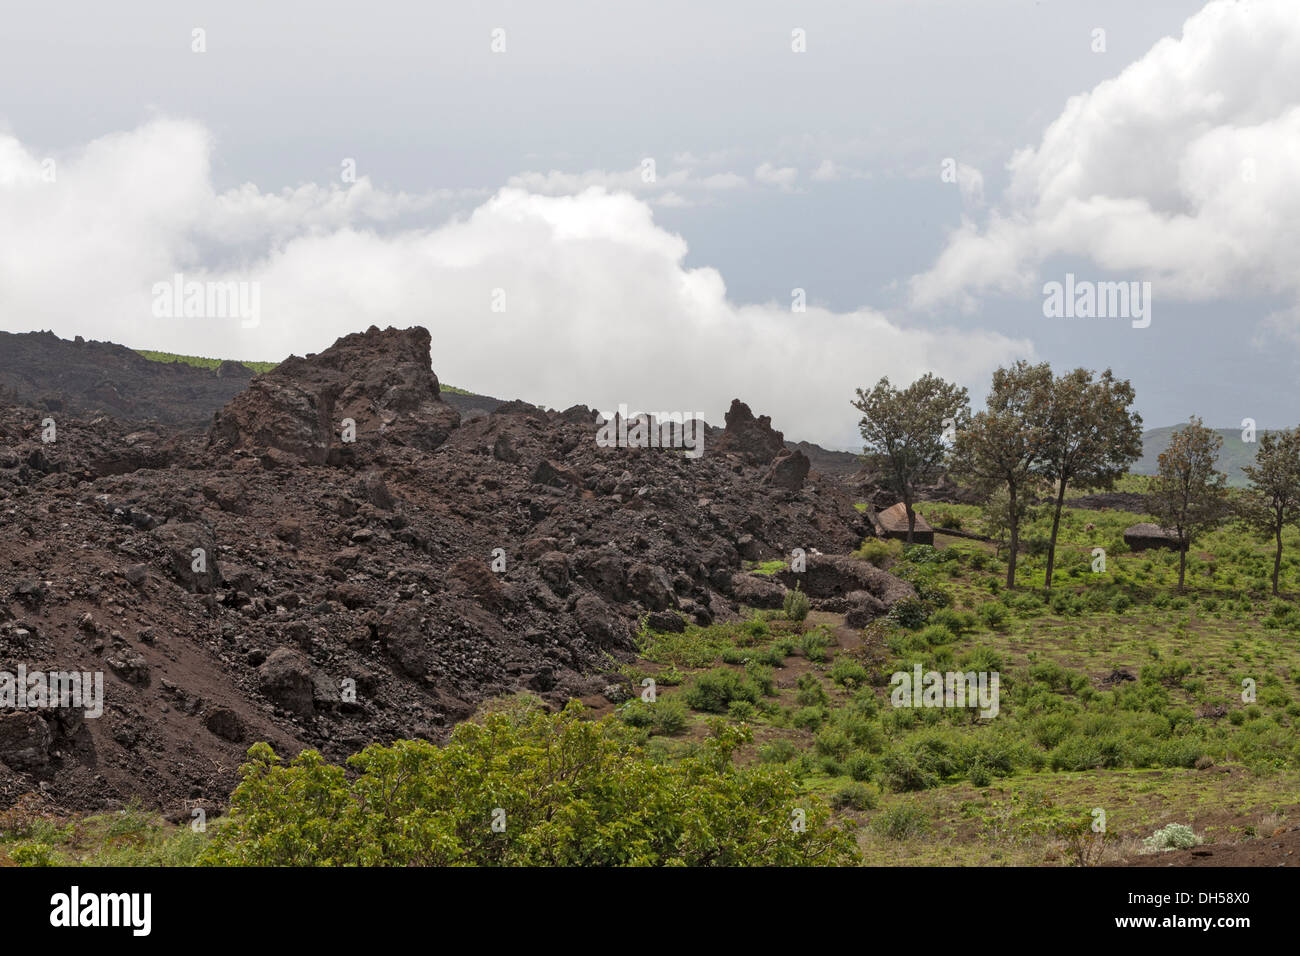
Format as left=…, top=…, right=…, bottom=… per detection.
left=1146, top=417, right=1229, bottom=591
left=981, top=483, right=1041, bottom=562
left=1240, top=428, right=1300, bottom=596
left=1036, top=369, right=1143, bottom=590
left=953, top=361, right=1053, bottom=589
left=853, top=374, right=970, bottom=544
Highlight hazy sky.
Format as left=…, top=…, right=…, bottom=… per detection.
left=2, top=0, right=1296, bottom=449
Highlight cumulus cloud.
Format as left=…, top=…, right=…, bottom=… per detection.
left=910, top=0, right=1300, bottom=316
left=506, top=164, right=746, bottom=198
left=0, top=119, right=1031, bottom=448
left=810, top=159, right=872, bottom=183
left=754, top=162, right=798, bottom=190
left=953, top=163, right=984, bottom=209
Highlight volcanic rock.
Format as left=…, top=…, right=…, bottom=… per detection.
left=0, top=712, right=53, bottom=772
left=209, top=326, right=459, bottom=464
left=712, top=399, right=787, bottom=465
left=1123, top=523, right=1186, bottom=552
left=764, top=447, right=811, bottom=492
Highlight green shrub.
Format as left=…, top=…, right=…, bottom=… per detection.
left=727, top=700, right=757, bottom=720
left=1142, top=823, right=1201, bottom=853
left=927, top=607, right=975, bottom=634
left=844, top=751, right=877, bottom=782
left=801, top=629, right=831, bottom=663
left=871, top=804, right=930, bottom=840
left=10, top=842, right=59, bottom=867
left=831, top=782, right=880, bottom=811
left=758, top=739, right=800, bottom=764
left=918, top=624, right=957, bottom=646
left=790, top=706, right=828, bottom=731
left=976, top=602, right=1008, bottom=630
left=684, top=668, right=760, bottom=713
left=795, top=673, right=830, bottom=708
left=888, top=598, right=929, bottom=630
left=880, top=751, right=940, bottom=791
left=830, top=656, right=870, bottom=687
left=815, top=727, right=854, bottom=761
left=617, top=697, right=689, bottom=736
left=855, top=537, right=903, bottom=568
left=744, top=660, right=777, bottom=696
left=201, top=703, right=859, bottom=866
left=783, top=585, right=811, bottom=623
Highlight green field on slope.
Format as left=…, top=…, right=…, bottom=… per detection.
left=134, top=350, right=280, bottom=375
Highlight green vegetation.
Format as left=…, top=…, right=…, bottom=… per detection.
left=1142, top=823, right=1202, bottom=853
left=134, top=349, right=280, bottom=374
left=784, top=584, right=811, bottom=622
left=200, top=699, right=857, bottom=866
left=0, top=799, right=208, bottom=866
left=1137, top=426, right=1260, bottom=487
left=614, top=501, right=1300, bottom=865
left=852, top=373, right=970, bottom=544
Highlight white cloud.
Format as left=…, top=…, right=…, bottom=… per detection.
left=810, top=159, right=872, bottom=183
left=754, top=162, right=798, bottom=190
left=910, top=0, right=1300, bottom=315
left=811, top=159, right=840, bottom=182
left=954, top=163, right=984, bottom=209
left=0, top=119, right=1031, bottom=448
left=506, top=164, right=747, bottom=198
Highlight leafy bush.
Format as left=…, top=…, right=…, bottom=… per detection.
left=927, top=607, right=975, bottom=634
left=684, top=668, right=761, bottom=713
left=888, top=598, right=929, bottom=630
left=976, top=602, right=1009, bottom=630
left=617, top=696, right=688, bottom=736
left=202, top=704, right=859, bottom=866
left=783, top=584, right=811, bottom=623
left=831, top=782, right=880, bottom=811
left=880, top=751, right=940, bottom=792
left=795, top=673, right=830, bottom=708
left=1142, top=823, right=1201, bottom=853
left=758, top=739, right=800, bottom=764
left=800, top=629, right=831, bottom=663
left=918, top=624, right=957, bottom=646
left=871, top=804, right=930, bottom=840
left=844, top=751, right=877, bottom=782
left=830, top=656, right=870, bottom=687
left=10, top=842, right=58, bottom=866
left=855, top=537, right=903, bottom=568
left=790, top=706, right=829, bottom=731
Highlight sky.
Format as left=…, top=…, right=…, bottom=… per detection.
left=1, top=0, right=1297, bottom=450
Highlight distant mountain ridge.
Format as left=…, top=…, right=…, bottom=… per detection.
left=1134, top=425, right=1263, bottom=487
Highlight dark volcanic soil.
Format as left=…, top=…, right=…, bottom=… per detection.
left=0, top=325, right=897, bottom=818
left=1116, top=824, right=1300, bottom=866
left=0, top=330, right=256, bottom=427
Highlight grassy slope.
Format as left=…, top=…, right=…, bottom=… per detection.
left=619, top=499, right=1300, bottom=865
left=133, top=350, right=280, bottom=375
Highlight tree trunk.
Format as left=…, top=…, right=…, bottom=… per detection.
left=1006, top=483, right=1019, bottom=590
left=1274, top=524, right=1283, bottom=596
left=904, top=498, right=915, bottom=545
left=1044, top=478, right=1068, bottom=591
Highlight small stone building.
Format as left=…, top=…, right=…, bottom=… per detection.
left=871, top=502, right=934, bottom=546
left=1123, top=523, right=1186, bottom=552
